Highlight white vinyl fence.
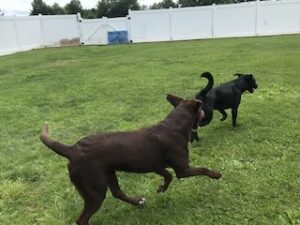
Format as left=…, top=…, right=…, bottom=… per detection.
left=0, top=0, right=299, bottom=56
left=129, top=0, right=300, bottom=42
left=0, top=14, right=80, bottom=55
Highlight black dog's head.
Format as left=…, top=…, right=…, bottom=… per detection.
left=234, top=73, right=258, bottom=93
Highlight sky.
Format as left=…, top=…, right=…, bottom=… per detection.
left=0, top=0, right=160, bottom=16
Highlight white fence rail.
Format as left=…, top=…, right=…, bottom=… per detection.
left=0, top=0, right=299, bottom=56
left=129, top=0, right=300, bottom=42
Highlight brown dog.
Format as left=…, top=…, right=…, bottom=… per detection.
left=40, top=94, right=222, bottom=225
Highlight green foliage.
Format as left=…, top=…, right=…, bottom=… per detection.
left=150, top=0, right=177, bottom=9
left=64, top=0, right=83, bottom=14
left=176, top=0, right=254, bottom=7
left=30, top=0, right=53, bottom=15
left=51, top=3, right=65, bottom=15
left=97, top=0, right=140, bottom=18
left=0, top=35, right=299, bottom=225
left=29, top=0, right=140, bottom=18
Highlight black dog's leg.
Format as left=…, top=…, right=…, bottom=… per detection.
left=231, top=107, right=238, bottom=127
left=108, top=170, right=146, bottom=206
left=156, top=169, right=173, bottom=193
left=190, top=129, right=200, bottom=143
left=218, top=109, right=227, bottom=121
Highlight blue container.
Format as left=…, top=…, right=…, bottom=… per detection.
left=108, top=31, right=129, bottom=44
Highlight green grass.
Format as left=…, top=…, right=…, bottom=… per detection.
left=0, top=35, right=299, bottom=225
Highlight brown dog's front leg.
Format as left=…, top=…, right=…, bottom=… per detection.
left=108, top=171, right=146, bottom=206
left=155, top=169, right=173, bottom=193
left=175, top=167, right=222, bottom=180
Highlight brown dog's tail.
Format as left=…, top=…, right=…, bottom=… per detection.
left=40, top=122, right=74, bottom=160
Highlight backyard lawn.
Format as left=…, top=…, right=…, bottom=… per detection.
left=0, top=34, right=299, bottom=225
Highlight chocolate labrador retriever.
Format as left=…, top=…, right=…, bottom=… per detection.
left=190, top=72, right=258, bottom=142
left=40, top=94, right=222, bottom=225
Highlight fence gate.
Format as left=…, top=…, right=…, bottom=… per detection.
left=80, top=17, right=130, bottom=45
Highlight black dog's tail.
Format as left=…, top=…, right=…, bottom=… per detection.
left=40, top=122, right=75, bottom=160
left=195, top=72, right=214, bottom=100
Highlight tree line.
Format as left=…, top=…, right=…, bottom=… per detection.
left=30, top=0, right=257, bottom=18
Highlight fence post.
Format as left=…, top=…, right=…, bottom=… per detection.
left=39, top=14, right=46, bottom=46
left=255, top=0, right=260, bottom=36
left=169, top=7, right=173, bottom=40
left=13, top=15, right=21, bottom=51
left=77, top=12, right=83, bottom=44
left=103, top=17, right=108, bottom=45
left=127, top=9, right=132, bottom=43
left=211, top=3, right=216, bottom=38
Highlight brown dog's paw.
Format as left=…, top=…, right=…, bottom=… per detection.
left=209, top=171, right=222, bottom=179
left=138, top=198, right=146, bottom=205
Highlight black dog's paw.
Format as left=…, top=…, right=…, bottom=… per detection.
left=220, top=117, right=227, bottom=121
left=157, top=185, right=167, bottom=193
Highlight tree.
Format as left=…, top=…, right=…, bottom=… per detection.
left=97, top=0, right=140, bottom=18
left=150, top=0, right=177, bottom=9
left=82, top=8, right=98, bottom=19
left=51, top=3, right=65, bottom=15
left=65, top=0, right=83, bottom=14
left=177, top=0, right=236, bottom=7
left=30, top=0, right=53, bottom=15
left=0, top=9, right=4, bottom=16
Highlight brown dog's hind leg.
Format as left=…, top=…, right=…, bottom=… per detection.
left=75, top=183, right=107, bottom=225
left=156, top=169, right=173, bottom=193
left=107, top=170, right=146, bottom=206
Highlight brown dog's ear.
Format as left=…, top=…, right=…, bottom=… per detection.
left=194, top=100, right=202, bottom=109
left=234, top=73, right=243, bottom=77
left=193, top=100, right=202, bottom=112
left=166, top=94, right=183, bottom=107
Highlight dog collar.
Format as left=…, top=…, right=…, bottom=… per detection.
left=192, top=129, right=198, bottom=132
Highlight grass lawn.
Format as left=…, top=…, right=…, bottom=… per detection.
left=0, top=34, right=299, bottom=225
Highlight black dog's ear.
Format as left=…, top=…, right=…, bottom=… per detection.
left=166, top=94, right=183, bottom=107
left=234, top=73, right=243, bottom=77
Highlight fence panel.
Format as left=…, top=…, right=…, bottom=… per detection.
left=257, top=0, right=300, bottom=35
left=15, top=16, right=43, bottom=50
left=171, top=6, right=213, bottom=40
left=41, top=15, right=80, bottom=46
left=214, top=2, right=257, bottom=37
left=129, top=10, right=171, bottom=43
left=0, top=17, right=20, bottom=55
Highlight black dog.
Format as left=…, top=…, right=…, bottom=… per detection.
left=40, top=94, right=221, bottom=225
left=190, top=72, right=258, bottom=142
